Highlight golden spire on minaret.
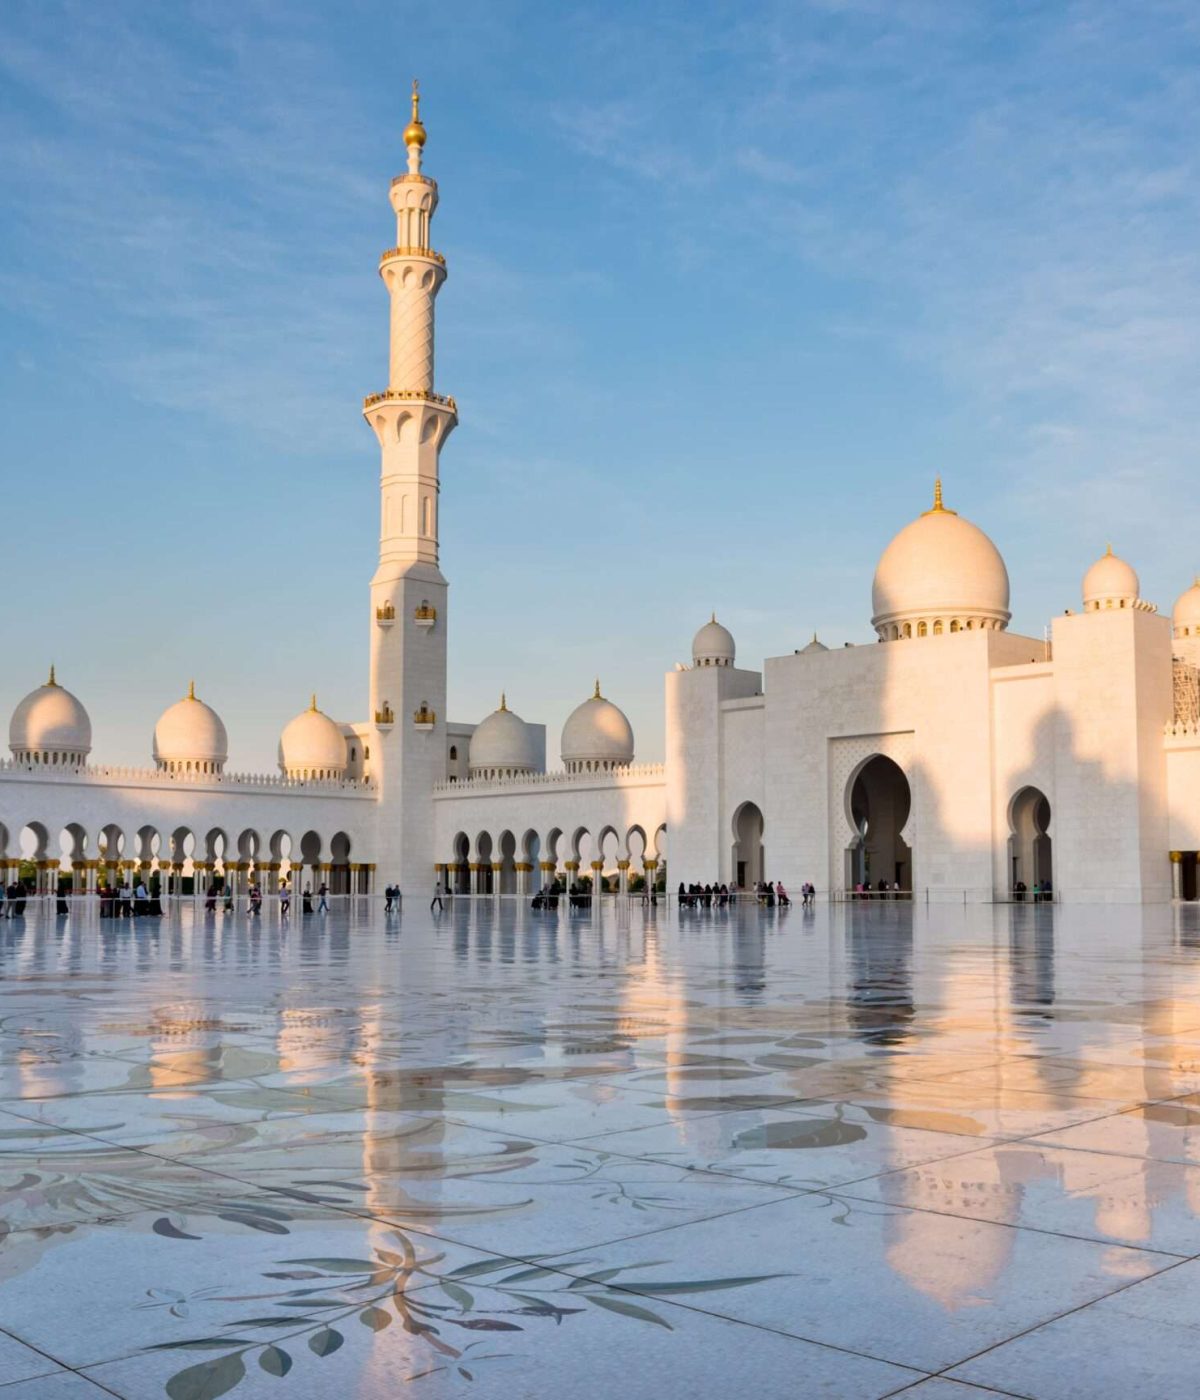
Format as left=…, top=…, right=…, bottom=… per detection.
left=404, top=78, right=427, bottom=149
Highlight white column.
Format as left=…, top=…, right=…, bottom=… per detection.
left=1171, top=852, right=1183, bottom=900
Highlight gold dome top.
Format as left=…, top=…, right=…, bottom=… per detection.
left=404, top=78, right=427, bottom=148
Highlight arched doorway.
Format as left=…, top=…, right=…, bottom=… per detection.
left=1009, top=787, right=1052, bottom=899
left=847, top=756, right=911, bottom=893
left=732, top=802, right=764, bottom=889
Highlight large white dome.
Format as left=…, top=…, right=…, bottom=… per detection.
left=692, top=614, right=735, bottom=667
left=469, top=696, right=538, bottom=777
left=279, top=697, right=348, bottom=779
left=153, top=682, right=228, bottom=774
left=1082, top=546, right=1140, bottom=611
left=871, top=480, right=1010, bottom=640
left=561, top=681, right=634, bottom=773
left=1174, top=577, right=1200, bottom=637
left=10, top=668, right=92, bottom=765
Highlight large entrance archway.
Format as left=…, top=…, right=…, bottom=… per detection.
left=1009, top=787, right=1052, bottom=899
left=847, top=755, right=911, bottom=893
left=732, top=801, right=764, bottom=889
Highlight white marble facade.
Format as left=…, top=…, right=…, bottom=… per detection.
left=3, top=97, right=1198, bottom=905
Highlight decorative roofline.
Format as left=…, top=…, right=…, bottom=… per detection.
left=0, top=759, right=376, bottom=796
left=433, top=762, right=666, bottom=796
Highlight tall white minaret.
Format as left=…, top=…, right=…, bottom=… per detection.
left=364, top=80, right=457, bottom=890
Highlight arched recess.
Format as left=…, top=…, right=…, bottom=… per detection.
left=135, top=825, right=161, bottom=868
left=650, top=824, right=668, bottom=890
left=452, top=831, right=470, bottom=893
left=60, top=824, right=87, bottom=892
left=598, top=826, right=621, bottom=894
left=544, top=827, right=562, bottom=877
left=1009, top=787, right=1052, bottom=898
left=474, top=831, right=494, bottom=894
left=846, top=755, right=912, bottom=893
left=497, top=830, right=517, bottom=895
left=521, top=828, right=541, bottom=876
left=299, top=830, right=322, bottom=878
left=731, top=802, right=764, bottom=889
left=330, top=831, right=352, bottom=895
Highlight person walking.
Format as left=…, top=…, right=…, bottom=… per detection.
left=279, top=880, right=290, bottom=917
left=317, top=883, right=329, bottom=914
left=430, top=879, right=444, bottom=914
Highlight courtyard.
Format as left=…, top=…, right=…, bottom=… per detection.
left=0, top=897, right=1199, bottom=1397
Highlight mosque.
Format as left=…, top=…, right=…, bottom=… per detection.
left=2, top=90, right=1199, bottom=907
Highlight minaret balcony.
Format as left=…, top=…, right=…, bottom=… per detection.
left=375, top=703, right=395, bottom=731
left=379, top=245, right=445, bottom=268
left=375, top=603, right=396, bottom=629
left=414, top=601, right=437, bottom=629
left=363, top=388, right=457, bottom=414
left=413, top=704, right=436, bottom=731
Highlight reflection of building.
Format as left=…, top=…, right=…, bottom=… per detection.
left=2, top=93, right=1198, bottom=904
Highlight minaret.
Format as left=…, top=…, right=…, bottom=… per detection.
left=364, top=80, right=457, bottom=890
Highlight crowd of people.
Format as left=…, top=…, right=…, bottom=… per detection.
left=850, top=879, right=908, bottom=899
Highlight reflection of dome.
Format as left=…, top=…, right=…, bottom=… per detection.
left=800, top=633, right=828, bottom=654
left=871, top=479, right=1010, bottom=641
left=10, top=667, right=92, bottom=765
left=1174, top=578, right=1200, bottom=638
left=469, top=696, right=538, bottom=778
left=279, top=696, right=348, bottom=779
left=1083, top=546, right=1139, bottom=611
left=561, top=681, right=634, bottom=774
left=153, top=682, right=228, bottom=775
left=692, top=614, right=735, bottom=667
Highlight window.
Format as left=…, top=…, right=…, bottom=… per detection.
left=449, top=745, right=458, bottom=761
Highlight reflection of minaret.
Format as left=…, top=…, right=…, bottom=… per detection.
left=366, top=81, right=457, bottom=891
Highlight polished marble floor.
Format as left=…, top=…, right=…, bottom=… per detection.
left=2, top=896, right=1200, bottom=1397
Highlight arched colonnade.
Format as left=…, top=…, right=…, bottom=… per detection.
left=440, top=823, right=667, bottom=897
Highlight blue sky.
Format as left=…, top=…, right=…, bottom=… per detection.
left=1, top=0, right=1198, bottom=768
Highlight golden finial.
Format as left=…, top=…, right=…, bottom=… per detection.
left=813, top=631, right=819, bottom=643
left=922, top=476, right=957, bottom=517
left=1105, top=542, right=1113, bottom=556
left=46, top=664, right=58, bottom=688
left=309, top=693, right=318, bottom=712
left=593, top=678, right=602, bottom=700
left=187, top=679, right=196, bottom=701
left=404, top=77, right=427, bottom=148
left=711, top=611, right=717, bottom=624
left=499, top=692, right=507, bottom=712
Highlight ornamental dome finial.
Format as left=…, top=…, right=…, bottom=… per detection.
left=187, top=678, right=196, bottom=701
left=47, top=663, right=57, bottom=687
left=404, top=77, right=427, bottom=149
left=593, top=678, right=602, bottom=700
left=923, top=476, right=956, bottom=517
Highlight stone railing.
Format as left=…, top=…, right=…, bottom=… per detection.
left=433, top=763, right=666, bottom=795
left=362, top=388, right=457, bottom=413
left=0, top=759, right=376, bottom=795
left=379, top=245, right=446, bottom=267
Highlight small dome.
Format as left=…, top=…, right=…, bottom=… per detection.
left=692, top=614, right=735, bottom=667
left=1082, top=546, right=1139, bottom=611
left=1174, top=578, right=1200, bottom=636
left=469, top=696, right=538, bottom=776
left=871, top=479, right=1010, bottom=640
left=279, top=696, right=348, bottom=779
left=10, top=667, right=92, bottom=764
left=561, top=681, right=634, bottom=773
left=800, top=633, right=829, bottom=654
left=153, top=682, right=228, bottom=774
